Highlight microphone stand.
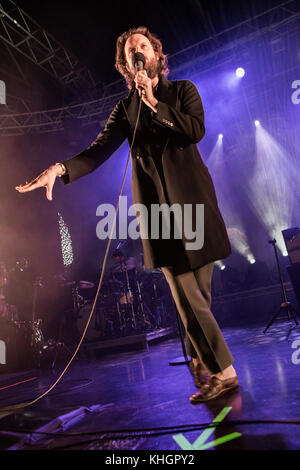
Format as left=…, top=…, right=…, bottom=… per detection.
left=263, top=238, right=300, bottom=335
left=169, top=301, right=190, bottom=366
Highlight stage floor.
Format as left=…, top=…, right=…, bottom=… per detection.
left=0, top=319, right=300, bottom=451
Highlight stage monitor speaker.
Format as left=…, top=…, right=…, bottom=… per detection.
left=287, top=264, right=300, bottom=310
left=282, top=226, right=300, bottom=264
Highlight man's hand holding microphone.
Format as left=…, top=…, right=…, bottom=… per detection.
left=133, top=52, right=158, bottom=113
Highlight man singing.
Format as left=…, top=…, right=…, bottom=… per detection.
left=16, top=26, right=238, bottom=403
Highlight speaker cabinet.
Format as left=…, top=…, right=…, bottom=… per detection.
left=287, top=264, right=300, bottom=310
left=282, top=226, right=300, bottom=264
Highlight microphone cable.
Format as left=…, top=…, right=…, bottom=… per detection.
left=0, top=91, right=143, bottom=413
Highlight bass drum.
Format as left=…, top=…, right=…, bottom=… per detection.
left=76, top=303, right=103, bottom=342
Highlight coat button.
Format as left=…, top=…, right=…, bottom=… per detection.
left=136, top=154, right=140, bottom=160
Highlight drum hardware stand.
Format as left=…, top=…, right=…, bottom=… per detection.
left=50, top=310, right=77, bottom=369
left=112, top=262, right=137, bottom=333
left=115, top=295, right=127, bottom=336
left=51, top=283, right=82, bottom=369
left=123, top=263, right=137, bottom=329
left=136, top=280, right=153, bottom=329
left=153, top=297, right=166, bottom=327
left=152, top=280, right=169, bottom=327
left=51, top=341, right=74, bottom=369
left=72, top=284, right=84, bottom=315
left=263, top=238, right=300, bottom=335
left=149, top=279, right=162, bottom=327
left=31, top=277, right=40, bottom=322
left=28, top=277, right=44, bottom=366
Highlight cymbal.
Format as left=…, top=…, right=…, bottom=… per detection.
left=108, top=279, right=123, bottom=286
left=61, top=280, right=76, bottom=287
left=61, top=280, right=95, bottom=289
left=142, top=268, right=163, bottom=277
left=78, top=280, right=94, bottom=289
left=111, top=257, right=138, bottom=272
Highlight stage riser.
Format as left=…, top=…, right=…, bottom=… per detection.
left=212, top=286, right=298, bottom=328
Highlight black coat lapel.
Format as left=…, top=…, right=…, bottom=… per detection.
left=156, top=75, right=178, bottom=110
left=121, top=88, right=140, bottom=130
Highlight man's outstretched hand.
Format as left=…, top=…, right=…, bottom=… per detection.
left=15, top=163, right=65, bottom=201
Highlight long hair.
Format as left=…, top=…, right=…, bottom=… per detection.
left=115, top=26, right=169, bottom=89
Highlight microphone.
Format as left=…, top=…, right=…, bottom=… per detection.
left=132, top=52, right=146, bottom=72
left=132, top=52, right=146, bottom=95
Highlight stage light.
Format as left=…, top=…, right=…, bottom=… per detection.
left=215, top=260, right=226, bottom=270
left=247, top=125, right=297, bottom=256
left=283, top=250, right=288, bottom=257
left=235, top=67, right=245, bottom=78
left=207, top=141, right=251, bottom=268
left=255, top=120, right=260, bottom=126
left=206, top=135, right=224, bottom=166
left=227, top=227, right=254, bottom=263
left=247, top=254, right=256, bottom=264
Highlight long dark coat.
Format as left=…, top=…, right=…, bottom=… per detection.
left=61, top=75, right=231, bottom=272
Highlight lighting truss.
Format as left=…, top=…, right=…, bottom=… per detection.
left=0, top=0, right=299, bottom=135
left=0, top=88, right=127, bottom=135
left=0, top=0, right=97, bottom=92
left=168, top=0, right=300, bottom=78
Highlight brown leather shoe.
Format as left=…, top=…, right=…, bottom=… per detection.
left=190, top=375, right=239, bottom=404
left=189, top=362, right=210, bottom=388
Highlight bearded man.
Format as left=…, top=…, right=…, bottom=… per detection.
left=16, top=26, right=238, bottom=403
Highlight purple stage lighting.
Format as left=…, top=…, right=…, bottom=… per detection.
left=235, top=67, right=245, bottom=78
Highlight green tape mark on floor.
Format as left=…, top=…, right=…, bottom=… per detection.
left=173, top=406, right=242, bottom=450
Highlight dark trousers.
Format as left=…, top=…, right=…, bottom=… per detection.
left=161, top=263, right=234, bottom=374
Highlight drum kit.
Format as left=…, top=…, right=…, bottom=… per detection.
left=0, top=251, right=173, bottom=370
left=77, top=251, right=171, bottom=341
left=0, top=260, right=44, bottom=371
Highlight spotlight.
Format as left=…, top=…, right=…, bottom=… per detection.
left=247, top=254, right=256, bottom=264
left=283, top=250, right=288, bottom=257
left=235, top=67, right=245, bottom=78
left=215, top=260, right=226, bottom=270
left=218, top=133, right=223, bottom=139
left=254, top=120, right=260, bottom=127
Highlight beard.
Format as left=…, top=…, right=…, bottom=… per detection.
left=144, top=57, right=161, bottom=79
left=128, top=57, right=161, bottom=84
